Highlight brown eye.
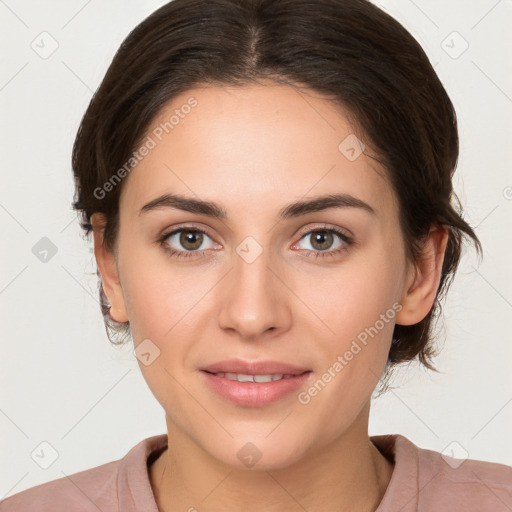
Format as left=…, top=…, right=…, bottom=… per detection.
left=294, top=227, right=354, bottom=259
left=298, top=230, right=343, bottom=252
left=161, top=228, right=216, bottom=256
left=309, top=230, right=334, bottom=251
left=179, top=230, right=204, bottom=251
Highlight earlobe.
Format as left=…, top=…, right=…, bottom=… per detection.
left=90, top=213, right=129, bottom=323
left=395, top=225, right=449, bottom=326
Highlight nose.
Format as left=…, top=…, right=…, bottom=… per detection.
left=217, top=243, right=292, bottom=341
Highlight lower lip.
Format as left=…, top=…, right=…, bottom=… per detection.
left=200, top=370, right=312, bottom=407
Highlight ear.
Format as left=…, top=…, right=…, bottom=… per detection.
left=395, top=225, right=450, bottom=326
left=90, top=213, right=129, bottom=323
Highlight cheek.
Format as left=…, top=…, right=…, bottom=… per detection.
left=120, top=259, right=204, bottom=414
left=304, top=248, right=402, bottom=347
left=294, top=247, right=401, bottom=408
left=294, top=262, right=399, bottom=447
left=119, top=246, right=205, bottom=339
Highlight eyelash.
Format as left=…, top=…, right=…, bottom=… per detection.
left=157, top=225, right=354, bottom=261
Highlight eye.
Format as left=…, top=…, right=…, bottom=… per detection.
left=158, top=227, right=218, bottom=259
left=158, top=225, right=354, bottom=261
left=293, top=227, right=353, bottom=259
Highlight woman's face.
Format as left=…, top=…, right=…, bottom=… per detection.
left=97, top=83, right=421, bottom=469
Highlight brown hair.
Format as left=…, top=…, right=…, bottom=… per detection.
left=71, top=0, right=482, bottom=393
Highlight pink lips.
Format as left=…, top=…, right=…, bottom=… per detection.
left=199, top=358, right=312, bottom=407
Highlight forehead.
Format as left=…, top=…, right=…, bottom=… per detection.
left=119, top=83, right=397, bottom=222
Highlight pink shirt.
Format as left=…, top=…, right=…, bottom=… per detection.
left=1, top=433, right=511, bottom=511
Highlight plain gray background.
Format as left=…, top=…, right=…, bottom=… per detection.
left=1, top=0, right=511, bottom=498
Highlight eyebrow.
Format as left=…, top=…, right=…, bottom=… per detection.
left=139, top=192, right=377, bottom=219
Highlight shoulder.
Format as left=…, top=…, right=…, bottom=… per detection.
left=0, top=460, right=119, bottom=512
left=0, top=434, right=167, bottom=512
left=372, top=433, right=512, bottom=512
left=415, top=439, right=512, bottom=509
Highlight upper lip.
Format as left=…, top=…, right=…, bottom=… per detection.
left=200, top=359, right=311, bottom=375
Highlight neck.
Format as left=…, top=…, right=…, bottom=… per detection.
left=149, top=403, right=394, bottom=512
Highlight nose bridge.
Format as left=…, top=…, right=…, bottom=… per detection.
left=217, top=237, right=290, bottom=338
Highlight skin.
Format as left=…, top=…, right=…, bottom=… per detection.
left=91, top=82, right=448, bottom=512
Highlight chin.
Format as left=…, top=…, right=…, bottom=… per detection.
left=204, top=434, right=309, bottom=471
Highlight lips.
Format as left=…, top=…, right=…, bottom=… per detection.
left=199, top=358, right=313, bottom=407
left=200, top=358, right=311, bottom=376
left=201, top=370, right=312, bottom=407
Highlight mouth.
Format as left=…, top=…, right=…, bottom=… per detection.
left=199, top=360, right=312, bottom=407
left=202, top=371, right=306, bottom=383
left=200, top=358, right=311, bottom=376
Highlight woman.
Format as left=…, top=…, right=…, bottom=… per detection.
left=2, top=0, right=511, bottom=510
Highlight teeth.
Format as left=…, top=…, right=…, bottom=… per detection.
left=213, top=373, right=290, bottom=382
